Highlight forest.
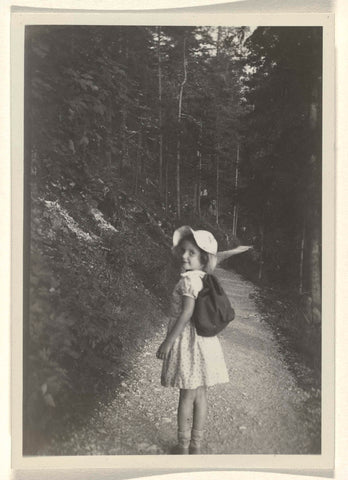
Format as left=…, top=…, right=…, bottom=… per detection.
left=24, top=25, right=322, bottom=453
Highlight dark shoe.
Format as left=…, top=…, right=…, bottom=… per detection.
left=189, top=445, right=202, bottom=454
left=170, top=445, right=189, bottom=455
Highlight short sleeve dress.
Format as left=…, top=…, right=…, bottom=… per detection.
left=161, top=270, right=229, bottom=389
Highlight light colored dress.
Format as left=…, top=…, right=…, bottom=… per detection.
left=161, top=270, right=230, bottom=389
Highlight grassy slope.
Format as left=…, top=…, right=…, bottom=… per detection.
left=26, top=172, right=176, bottom=453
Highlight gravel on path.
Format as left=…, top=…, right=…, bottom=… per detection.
left=41, top=268, right=320, bottom=455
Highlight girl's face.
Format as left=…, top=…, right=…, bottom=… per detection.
left=179, top=239, right=204, bottom=271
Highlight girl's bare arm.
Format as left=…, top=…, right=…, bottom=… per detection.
left=156, top=296, right=195, bottom=359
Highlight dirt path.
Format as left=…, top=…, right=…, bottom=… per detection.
left=42, top=268, right=320, bottom=455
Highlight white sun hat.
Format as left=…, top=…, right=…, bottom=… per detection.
left=173, top=225, right=218, bottom=255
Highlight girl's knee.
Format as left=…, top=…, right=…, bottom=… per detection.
left=180, top=388, right=197, bottom=402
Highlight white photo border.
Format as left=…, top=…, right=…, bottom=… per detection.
left=10, top=10, right=335, bottom=472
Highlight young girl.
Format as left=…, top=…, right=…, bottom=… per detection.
left=156, top=225, right=229, bottom=454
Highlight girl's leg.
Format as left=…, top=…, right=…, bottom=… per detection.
left=193, top=386, right=208, bottom=430
left=178, top=388, right=196, bottom=432
left=190, top=386, right=208, bottom=454
left=173, top=389, right=195, bottom=454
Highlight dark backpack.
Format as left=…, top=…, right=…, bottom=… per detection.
left=192, top=274, right=235, bottom=337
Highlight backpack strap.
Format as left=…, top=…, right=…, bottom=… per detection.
left=204, top=274, right=224, bottom=295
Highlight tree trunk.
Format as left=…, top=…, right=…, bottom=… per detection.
left=194, top=141, right=200, bottom=214
left=193, top=183, right=198, bottom=214
left=197, top=120, right=202, bottom=217
left=121, top=110, right=127, bottom=174
left=215, top=31, right=222, bottom=226
left=307, top=80, right=322, bottom=324
left=258, top=205, right=267, bottom=281
left=176, top=37, right=188, bottom=219
left=121, top=37, right=129, bottom=174
left=216, top=149, right=220, bottom=225
left=232, top=144, right=240, bottom=236
left=217, top=26, right=222, bottom=57
left=309, top=223, right=321, bottom=324
left=165, top=144, right=169, bottom=215
left=198, top=151, right=202, bottom=217
left=176, top=138, right=181, bottom=219
left=157, top=27, right=163, bottom=198
left=299, top=217, right=306, bottom=295
left=141, top=147, right=145, bottom=176
left=134, top=131, right=142, bottom=195
left=258, top=221, right=265, bottom=281
left=234, top=207, right=239, bottom=237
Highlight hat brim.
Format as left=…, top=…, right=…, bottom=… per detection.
left=173, top=226, right=218, bottom=255
left=173, top=225, right=194, bottom=248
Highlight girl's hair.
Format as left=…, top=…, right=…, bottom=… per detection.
left=172, top=233, right=217, bottom=273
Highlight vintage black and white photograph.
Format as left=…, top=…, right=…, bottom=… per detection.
left=14, top=15, right=334, bottom=465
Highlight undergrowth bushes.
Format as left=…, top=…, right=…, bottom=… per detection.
left=24, top=186, right=174, bottom=454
